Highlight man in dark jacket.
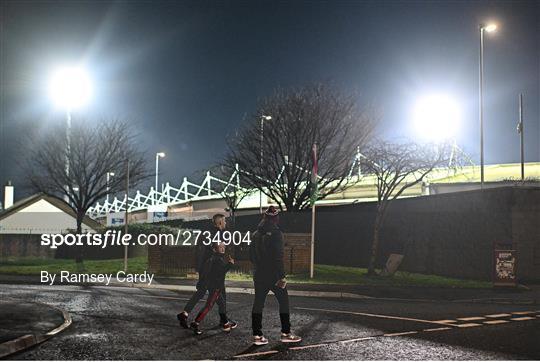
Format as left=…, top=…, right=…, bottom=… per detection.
left=249, top=206, right=301, bottom=345
left=177, top=214, right=233, bottom=331
left=189, top=242, right=236, bottom=335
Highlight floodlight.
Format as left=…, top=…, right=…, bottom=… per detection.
left=413, top=95, right=461, bottom=142
left=48, top=66, right=92, bottom=109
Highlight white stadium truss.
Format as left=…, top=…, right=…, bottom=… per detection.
left=87, top=151, right=365, bottom=219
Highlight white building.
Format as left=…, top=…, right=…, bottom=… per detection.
left=0, top=190, right=101, bottom=235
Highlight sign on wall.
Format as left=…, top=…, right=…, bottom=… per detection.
left=493, top=249, right=517, bottom=287
left=107, top=212, right=126, bottom=227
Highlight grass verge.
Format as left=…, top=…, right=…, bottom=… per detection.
left=229, top=264, right=492, bottom=288
left=0, top=257, right=148, bottom=275
left=0, top=259, right=490, bottom=288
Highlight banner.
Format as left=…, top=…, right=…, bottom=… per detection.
left=493, top=249, right=517, bottom=287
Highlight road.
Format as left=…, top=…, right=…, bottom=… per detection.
left=1, top=283, right=539, bottom=360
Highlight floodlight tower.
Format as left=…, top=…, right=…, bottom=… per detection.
left=48, top=66, right=92, bottom=200
left=260, top=115, right=272, bottom=214
left=106, top=172, right=115, bottom=204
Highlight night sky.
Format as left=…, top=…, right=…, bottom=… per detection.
left=1, top=0, right=539, bottom=202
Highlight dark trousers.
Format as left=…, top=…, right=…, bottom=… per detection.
left=184, top=281, right=227, bottom=316
left=194, top=288, right=226, bottom=324
left=251, top=278, right=291, bottom=335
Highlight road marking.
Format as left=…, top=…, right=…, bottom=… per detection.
left=423, top=327, right=452, bottom=332
left=235, top=308, right=540, bottom=359
left=483, top=320, right=509, bottom=325
left=432, top=320, right=457, bottom=324
left=457, top=317, right=486, bottom=321
left=510, top=316, right=535, bottom=321
left=456, top=323, right=482, bottom=328
left=383, top=331, right=418, bottom=337
left=233, top=350, right=279, bottom=358
left=288, top=336, right=377, bottom=351
left=295, top=307, right=459, bottom=327
left=485, top=313, right=511, bottom=318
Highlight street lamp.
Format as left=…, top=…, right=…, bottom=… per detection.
left=479, top=23, right=497, bottom=188
left=155, top=152, right=166, bottom=205
left=106, top=172, right=115, bottom=204
left=48, top=66, right=92, bottom=200
left=260, top=115, right=272, bottom=213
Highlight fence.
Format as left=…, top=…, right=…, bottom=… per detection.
left=147, top=232, right=311, bottom=276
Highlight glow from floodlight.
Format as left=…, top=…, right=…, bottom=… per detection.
left=48, top=66, right=92, bottom=109
left=157, top=152, right=166, bottom=158
left=413, top=95, right=461, bottom=142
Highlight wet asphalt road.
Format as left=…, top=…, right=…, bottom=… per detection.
left=1, top=283, right=539, bottom=360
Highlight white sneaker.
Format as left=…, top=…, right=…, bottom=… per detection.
left=253, top=335, right=269, bottom=345
left=281, top=332, right=302, bottom=343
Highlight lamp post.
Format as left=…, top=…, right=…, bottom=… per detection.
left=106, top=172, right=115, bottom=204
left=479, top=23, right=497, bottom=188
left=260, top=115, right=272, bottom=214
left=155, top=152, right=166, bottom=205
left=517, top=93, right=525, bottom=181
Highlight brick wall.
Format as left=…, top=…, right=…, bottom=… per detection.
left=0, top=234, right=54, bottom=259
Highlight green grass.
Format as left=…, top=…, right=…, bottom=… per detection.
left=227, top=264, right=491, bottom=289
left=0, top=257, right=148, bottom=275
left=0, top=258, right=490, bottom=288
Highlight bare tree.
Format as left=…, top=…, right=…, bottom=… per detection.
left=361, top=140, right=456, bottom=276
left=223, top=84, right=376, bottom=211
left=24, top=119, right=150, bottom=263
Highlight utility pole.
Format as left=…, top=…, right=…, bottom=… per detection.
left=517, top=93, right=525, bottom=181
left=124, top=158, right=130, bottom=272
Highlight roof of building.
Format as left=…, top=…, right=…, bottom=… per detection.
left=0, top=193, right=103, bottom=230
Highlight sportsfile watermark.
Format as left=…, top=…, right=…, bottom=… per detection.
left=40, top=230, right=252, bottom=249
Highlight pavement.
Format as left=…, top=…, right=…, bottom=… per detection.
left=0, top=298, right=71, bottom=358
left=1, top=274, right=540, bottom=359
left=1, top=273, right=539, bottom=303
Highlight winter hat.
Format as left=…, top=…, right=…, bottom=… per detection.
left=265, top=206, right=279, bottom=217
left=263, top=206, right=280, bottom=225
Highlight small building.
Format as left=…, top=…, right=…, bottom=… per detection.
left=0, top=193, right=101, bottom=234
left=0, top=188, right=102, bottom=259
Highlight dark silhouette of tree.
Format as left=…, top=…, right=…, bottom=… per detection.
left=223, top=84, right=376, bottom=211
left=361, top=140, right=457, bottom=276
left=25, top=119, right=150, bottom=265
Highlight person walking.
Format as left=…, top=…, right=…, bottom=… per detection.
left=177, top=214, right=235, bottom=331
left=249, top=206, right=301, bottom=345
left=189, top=242, right=237, bottom=335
